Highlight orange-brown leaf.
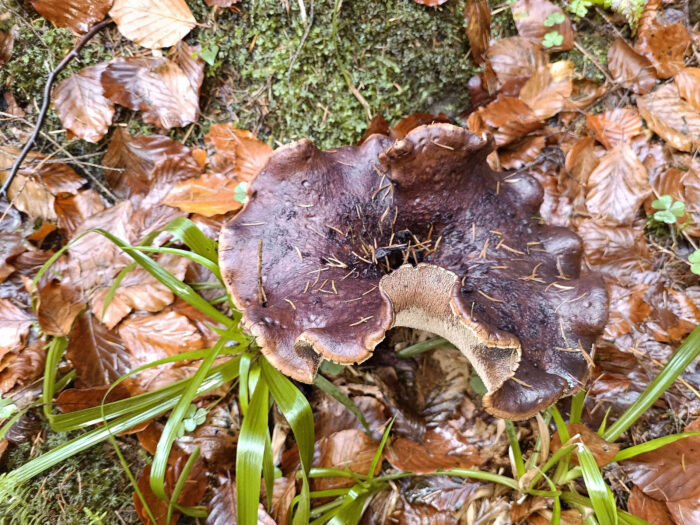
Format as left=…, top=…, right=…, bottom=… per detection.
left=564, top=136, right=601, bottom=185
left=0, top=28, right=16, bottom=66
left=635, top=20, right=691, bottom=79
left=110, top=0, right=196, bottom=49
left=31, top=0, right=112, bottom=33
left=586, top=108, right=644, bottom=150
left=312, top=429, right=379, bottom=491
left=205, top=478, right=275, bottom=525
left=390, top=112, right=451, bottom=140
left=486, top=37, right=547, bottom=95
left=577, top=219, right=649, bottom=266
left=510, top=0, right=573, bottom=51
left=627, top=485, right=674, bottom=525
left=170, top=41, right=205, bottom=99
left=205, top=124, right=273, bottom=182
left=467, top=96, right=544, bottom=147
left=163, top=173, right=243, bottom=217
left=676, top=67, right=700, bottom=112
left=0, top=298, right=34, bottom=360
left=550, top=423, right=619, bottom=467
left=519, top=61, right=573, bottom=119
left=36, top=280, right=85, bottom=337
left=607, top=38, right=656, bottom=95
left=54, top=189, right=106, bottom=237
left=0, top=339, right=46, bottom=394
left=637, top=83, right=700, bottom=152
left=464, top=0, right=491, bottom=66
left=499, top=135, right=545, bottom=169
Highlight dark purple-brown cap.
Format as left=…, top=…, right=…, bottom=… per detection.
left=219, top=124, right=608, bottom=420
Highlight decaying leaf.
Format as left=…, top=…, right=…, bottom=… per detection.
left=163, top=173, right=244, bottom=217
left=312, top=429, right=379, bottom=491
left=0, top=339, right=46, bottom=394
left=170, top=41, right=206, bottom=99
left=627, top=486, right=674, bottom=524
left=650, top=160, right=700, bottom=237
left=31, top=0, right=112, bottom=33
left=550, top=423, right=619, bottom=466
left=54, top=64, right=115, bottom=142
left=109, top=0, right=196, bottom=49
left=635, top=20, right=691, bottom=79
left=676, top=67, right=700, bottom=112
left=54, top=189, right=106, bottom=237
left=519, top=61, right=573, bottom=119
left=577, top=219, right=649, bottom=265
left=486, top=36, right=547, bottom=95
left=564, top=136, right=601, bottom=185
left=637, top=83, right=700, bottom=152
left=467, top=96, right=544, bottom=146
left=36, top=280, right=85, bottom=337
left=585, top=143, right=651, bottom=225
left=0, top=27, right=16, bottom=66
left=0, top=298, right=34, bottom=360
left=101, top=57, right=199, bottom=129
left=205, top=124, right=273, bottom=182
left=464, top=0, right=491, bottom=66
left=510, top=0, right=573, bottom=52
left=607, top=38, right=656, bottom=95
left=586, top=108, right=644, bottom=150
left=499, top=135, right=546, bottom=169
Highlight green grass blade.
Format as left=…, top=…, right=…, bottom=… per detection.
left=577, top=444, right=618, bottom=525
left=368, top=419, right=393, bottom=481
left=263, top=430, right=275, bottom=512
left=570, top=390, right=586, bottom=425
left=167, top=446, right=201, bottom=525
left=128, top=246, right=222, bottom=281
left=505, top=420, right=525, bottom=479
left=612, top=432, right=700, bottom=462
left=604, top=325, right=700, bottom=442
left=42, top=337, right=67, bottom=423
left=239, top=352, right=253, bottom=416
left=395, top=337, right=452, bottom=358
left=100, top=262, right=137, bottom=317
left=236, top=377, right=270, bottom=525
left=146, top=217, right=218, bottom=264
left=313, top=374, right=370, bottom=435
left=441, top=468, right=520, bottom=490
left=327, top=488, right=372, bottom=525
left=561, top=492, right=649, bottom=525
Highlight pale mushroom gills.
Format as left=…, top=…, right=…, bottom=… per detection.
left=219, top=124, right=608, bottom=420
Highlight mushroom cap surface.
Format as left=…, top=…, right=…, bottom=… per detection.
left=219, top=124, right=608, bottom=420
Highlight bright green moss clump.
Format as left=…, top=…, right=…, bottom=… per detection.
left=191, top=0, right=475, bottom=148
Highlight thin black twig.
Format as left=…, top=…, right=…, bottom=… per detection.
left=0, top=19, right=113, bottom=198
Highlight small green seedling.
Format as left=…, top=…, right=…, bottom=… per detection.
left=690, top=250, right=700, bottom=276
left=198, top=43, right=220, bottom=66
left=544, top=12, right=566, bottom=26
left=234, top=182, right=249, bottom=204
left=542, top=31, right=564, bottom=48
left=651, top=195, right=686, bottom=224
left=176, top=404, right=207, bottom=438
left=0, top=397, right=17, bottom=419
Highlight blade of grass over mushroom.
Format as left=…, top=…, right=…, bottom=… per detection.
left=314, top=374, right=371, bottom=435
left=577, top=443, right=619, bottom=525
left=603, top=325, right=700, bottom=442
left=236, top=371, right=270, bottom=525
left=150, top=337, right=227, bottom=500
left=396, top=336, right=453, bottom=358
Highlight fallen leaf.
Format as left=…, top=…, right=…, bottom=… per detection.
left=390, top=112, right=451, bottom=140
left=638, top=83, right=700, bottom=152
left=205, top=478, right=275, bottom=525
left=0, top=298, right=33, bottom=361
left=205, top=124, right=273, bottom=182
left=54, top=64, right=115, bottom=142
left=163, top=172, right=243, bottom=217
left=486, top=37, right=547, bottom=95
left=118, top=310, right=205, bottom=366
left=109, top=0, right=196, bottom=49
left=499, top=135, right=545, bottom=169
left=636, top=20, right=691, bottom=79
left=645, top=286, right=700, bottom=343
left=464, top=0, right=491, bottom=66
left=170, top=41, right=205, bottom=99
left=585, top=143, right=651, bottom=225
left=54, top=189, right=106, bottom=237
left=55, top=384, right=130, bottom=413
left=466, top=96, right=543, bottom=147
left=577, top=219, right=649, bottom=265
left=412, top=0, right=449, bottom=5
left=31, top=0, right=112, bottom=33
left=519, top=61, right=573, bottom=119
left=271, top=474, right=296, bottom=525
left=564, top=136, right=600, bottom=185
left=607, top=38, right=656, bottom=95
left=675, top=67, right=700, bottom=112
left=313, top=429, right=379, bottom=490
left=36, top=280, right=85, bottom=336
left=66, top=312, right=131, bottom=387
left=358, top=115, right=390, bottom=145
left=586, top=108, right=644, bottom=150
left=650, top=161, right=700, bottom=237
left=510, top=0, right=573, bottom=52
left=627, top=485, right=674, bottom=525
left=0, top=233, right=25, bottom=283
left=177, top=404, right=239, bottom=468
left=551, top=424, right=619, bottom=466
left=0, top=338, right=45, bottom=394
left=0, top=27, right=16, bottom=66
left=101, top=57, right=199, bottom=129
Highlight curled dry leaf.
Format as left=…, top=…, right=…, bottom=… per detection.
left=109, top=0, right=196, bottom=49
left=519, top=61, right=573, bottom=119
left=54, top=189, right=106, bottom=237
left=36, top=280, right=85, bottom=337
left=467, top=96, right=544, bottom=146
left=205, top=124, right=273, bottom=182
left=586, top=108, right=644, bottom=150
left=391, top=113, right=451, bottom=140
left=486, top=36, right=547, bottom=95
left=676, top=67, right=700, bottom=112
left=585, top=143, right=651, bottom=225
left=464, top=0, right=491, bottom=66
left=635, top=20, right=691, bottom=79
left=0, top=298, right=33, bottom=360
left=313, top=429, right=379, bottom=491
left=54, top=64, right=115, bottom=143
left=637, top=83, right=700, bottom=152
left=101, top=57, right=199, bottom=129
left=607, top=38, right=656, bottom=95
left=31, top=0, right=112, bottom=34
left=510, top=0, right=573, bottom=52
left=66, top=312, right=131, bottom=387
left=163, top=173, right=244, bottom=217
left=627, top=486, right=674, bottom=525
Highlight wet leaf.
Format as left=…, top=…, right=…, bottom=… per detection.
left=205, top=124, right=273, bottom=182
left=564, top=136, right=601, bottom=185
left=110, top=0, right=196, bottom=49
left=358, top=115, right=391, bottom=145
left=54, top=189, right=106, bottom=237
left=486, top=37, right=547, bottom=95
left=177, top=404, right=239, bottom=468
left=550, top=424, right=619, bottom=466
left=635, top=20, right=691, bottom=79
left=644, top=285, right=700, bottom=343
left=170, top=41, right=205, bottom=99
left=464, top=0, right=491, bottom=66
left=585, top=143, right=650, bottom=225
left=66, top=312, right=131, bottom=387
left=31, top=0, right=112, bottom=33
left=577, top=219, right=649, bottom=266
left=0, top=298, right=33, bottom=360
left=205, top=478, right=275, bottom=525
left=510, top=0, right=573, bottom=52
left=607, top=38, right=656, bottom=95
left=53, top=65, right=115, bottom=143
left=55, top=384, right=130, bottom=413
left=675, top=67, right=700, bottom=112
left=390, top=113, right=451, bottom=140
left=627, top=485, right=674, bottom=525
left=270, top=474, right=296, bottom=525
left=0, top=339, right=45, bottom=394
left=312, top=429, right=379, bottom=490
left=638, top=83, right=700, bottom=152
left=586, top=108, right=644, bottom=150
left=163, top=173, right=244, bottom=217
left=466, top=96, right=544, bottom=146
left=0, top=27, right=16, bottom=66
left=36, top=280, right=85, bottom=337
left=101, top=57, right=199, bottom=129
left=650, top=161, right=700, bottom=237
left=519, top=61, right=573, bottom=119
left=498, top=135, right=545, bottom=169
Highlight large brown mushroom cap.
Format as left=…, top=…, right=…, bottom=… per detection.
left=219, top=124, right=608, bottom=420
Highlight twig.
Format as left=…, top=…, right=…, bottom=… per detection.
left=0, top=19, right=113, bottom=198
left=574, top=40, right=614, bottom=85
left=286, top=0, right=315, bottom=83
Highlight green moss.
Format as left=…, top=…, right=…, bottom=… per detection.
left=188, top=0, right=475, bottom=148
left=0, top=425, right=144, bottom=525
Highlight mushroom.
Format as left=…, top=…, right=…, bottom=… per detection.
left=219, top=124, right=608, bottom=420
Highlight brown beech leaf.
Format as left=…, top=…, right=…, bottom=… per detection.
left=118, top=310, right=205, bottom=366
left=36, top=280, right=85, bottom=337
left=390, top=113, right=451, bottom=140
left=564, top=136, right=601, bottom=185
left=0, top=233, right=24, bottom=283
left=387, top=426, right=485, bottom=474
left=0, top=28, right=16, bottom=66
left=0, top=298, right=33, bottom=360
left=0, top=339, right=46, bottom=394
left=510, top=0, right=573, bottom=52
left=464, top=0, right=491, bottom=66
left=312, top=429, right=379, bottom=491
left=163, top=173, right=243, bottom=217
left=667, top=498, right=700, bottom=525
left=499, top=135, right=545, bottom=169
left=205, top=478, right=275, bottom=525
left=627, top=486, right=674, bottom=525
left=635, top=20, right=691, bottom=79
left=54, top=189, right=106, bottom=237
left=54, top=65, right=115, bottom=142
left=607, top=38, right=656, bottom=95
left=358, top=115, right=390, bottom=145
left=102, top=128, right=201, bottom=198
left=110, top=0, right=196, bottom=49
left=205, top=124, right=273, bottom=182
left=486, top=37, right=547, bottom=95
left=645, top=286, right=700, bottom=343
left=91, top=253, right=189, bottom=329
left=676, top=67, right=700, bottom=112
left=466, top=96, right=544, bottom=146
left=271, top=475, right=296, bottom=525
left=519, top=61, right=573, bottom=119
left=638, top=83, right=700, bottom=152
left=577, top=219, right=648, bottom=265
left=31, top=0, right=112, bottom=33
left=66, top=312, right=131, bottom=387
left=585, top=143, right=651, bottom=225
left=55, top=384, right=130, bottom=413
left=101, top=57, right=199, bottom=129
left=650, top=161, right=700, bottom=237
left=176, top=405, right=239, bottom=468
left=586, top=108, right=644, bottom=150
left=170, top=41, right=205, bottom=99
left=550, top=424, right=619, bottom=466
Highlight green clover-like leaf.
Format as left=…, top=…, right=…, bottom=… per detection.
left=176, top=404, right=207, bottom=437
left=542, top=31, right=564, bottom=48
left=670, top=200, right=686, bottom=217
left=544, top=12, right=566, bottom=26
left=651, top=195, right=673, bottom=210
left=653, top=210, right=677, bottom=224
left=199, top=44, right=220, bottom=66
left=690, top=250, right=700, bottom=275
left=234, top=181, right=248, bottom=204
left=568, top=0, right=592, bottom=17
